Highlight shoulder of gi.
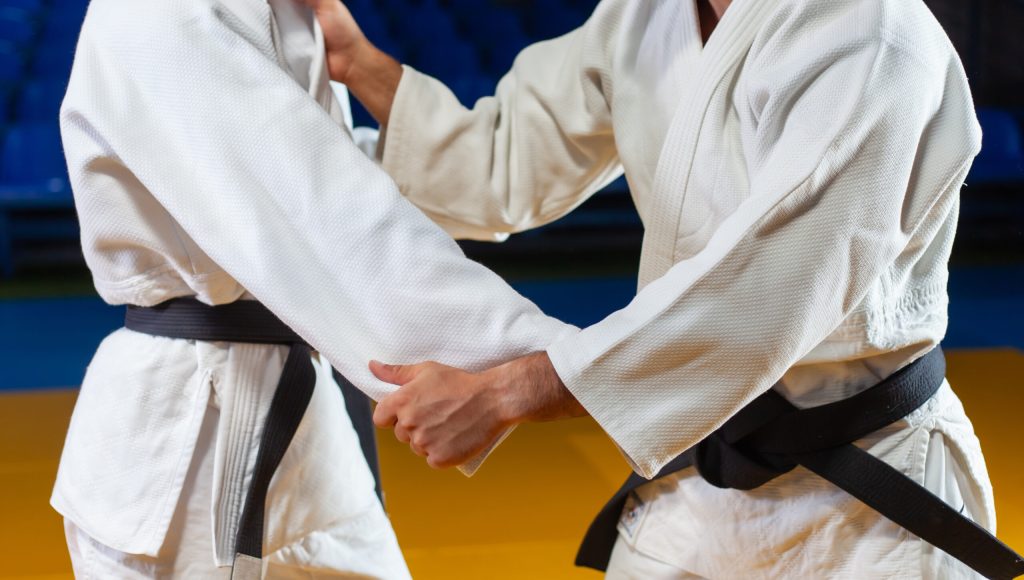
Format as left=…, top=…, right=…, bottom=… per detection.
left=77, top=0, right=276, bottom=62
left=744, top=0, right=980, bottom=153
left=750, top=0, right=966, bottom=74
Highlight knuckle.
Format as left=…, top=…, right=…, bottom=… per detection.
left=410, top=432, right=427, bottom=449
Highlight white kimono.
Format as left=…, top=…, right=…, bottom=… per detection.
left=379, top=0, right=997, bottom=576
left=53, top=0, right=575, bottom=577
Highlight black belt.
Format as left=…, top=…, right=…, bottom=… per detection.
left=125, top=298, right=382, bottom=580
left=576, top=348, right=1024, bottom=580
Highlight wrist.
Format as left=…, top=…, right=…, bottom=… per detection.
left=489, top=353, right=580, bottom=425
left=328, top=37, right=362, bottom=85
left=484, top=362, right=523, bottom=428
left=338, top=42, right=403, bottom=125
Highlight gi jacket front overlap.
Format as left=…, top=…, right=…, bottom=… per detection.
left=380, top=1, right=997, bottom=575
left=54, top=0, right=575, bottom=561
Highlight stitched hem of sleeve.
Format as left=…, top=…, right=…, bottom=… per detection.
left=380, top=64, right=424, bottom=190
left=547, top=340, right=670, bottom=479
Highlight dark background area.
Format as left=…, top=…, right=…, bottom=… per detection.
left=0, top=0, right=1021, bottom=291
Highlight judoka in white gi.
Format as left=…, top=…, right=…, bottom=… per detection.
left=54, top=0, right=580, bottom=577
left=309, top=0, right=1001, bottom=577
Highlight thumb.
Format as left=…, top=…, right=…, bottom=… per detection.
left=369, top=360, right=420, bottom=386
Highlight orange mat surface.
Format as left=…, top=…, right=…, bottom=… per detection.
left=0, top=349, right=1020, bottom=579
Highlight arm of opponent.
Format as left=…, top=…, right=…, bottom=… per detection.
left=62, top=1, right=579, bottom=414
left=371, top=25, right=982, bottom=477
left=307, top=0, right=623, bottom=240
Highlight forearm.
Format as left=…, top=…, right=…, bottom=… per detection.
left=382, top=61, right=621, bottom=240
left=307, top=0, right=402, bottom=125
left=491, top=352, right=586, bottom=426
left=338, top=41, right=402, bottom=126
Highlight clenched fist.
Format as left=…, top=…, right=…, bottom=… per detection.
left=370, top=353, right=587, bottom=468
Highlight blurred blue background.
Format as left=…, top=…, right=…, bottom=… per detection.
left=0, top=0, right=1020, bottom=390
left=0, top=0, right=1021, bottom=277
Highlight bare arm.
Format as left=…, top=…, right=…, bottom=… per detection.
left=306, top=0, right=622, bottom=240
left=301, top=0, right=401, bottom=124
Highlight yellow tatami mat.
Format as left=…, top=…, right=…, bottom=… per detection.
left=1, top=349, right=1021, bottom=579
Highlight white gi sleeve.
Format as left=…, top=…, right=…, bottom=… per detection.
left=381, top=28, right=622, bottom=240
left=547, top=36, right=982, bottom=477
left=62, top=1, right=575, bottom=402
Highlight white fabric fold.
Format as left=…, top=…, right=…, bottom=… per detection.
left=379, top=0, right=981, bottom=478
left=55, top=0, right=574, bottom=559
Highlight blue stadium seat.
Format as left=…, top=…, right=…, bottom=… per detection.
left=394, top=2, right=458, bottom=46
left=40, top=13, right=84, bottom=45
left=0, top=7, right=36, bottom=47
left=446, top=0, right=487, bottom=19
left=448, top=74, right=495, bottom=107
left=0, top=89, right=9, bottom=122
left=0, top=121, right=71, bottom=277
left=46, top=0, right=89, bottom=19
left=377, top=0, right=414, bottom=12
left=487, top=36, right=529, bottom=75
left=51, top=0, right=89, bottom=8
left=410, top=36, right=480, bottom=80
left=969, top=108, right=1024, bottom=184
left=374, top=33, right=406, bottom=62
left=0, top=121, right=69, bottom=200
left=0, top=45, right=25, bottom=82
left=462, top=8, right=524, bottom=48
left=15, top=78, right=66, bottom=121
left=525, top=2, right=584, bottom=40
left=40, top=24, right=81, bottom=45
left=345, top=0, right=384, bottom=27
left=354, top=10, right=389, bottom=40
left=346, top=2, right=404, bottom=60
left=0, top=0, right=43, bottom=12
left=459, top=8, right=530, bottom=74
left=30, top=44, right=75, bottom=79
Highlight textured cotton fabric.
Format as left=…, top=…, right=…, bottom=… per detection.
left=64, top=352, right=409, bottom=579
left=608, top=383, right=990, bottom=579
left=53, top=0, right=575, bottom=567
left=382, top=0, right=981, bottom=481
left=379, top=0, right=995, bottom=576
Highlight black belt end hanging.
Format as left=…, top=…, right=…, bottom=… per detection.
left=126, top=298, right=384, bottom=580
left=576, top=349, right=1024, bottom=579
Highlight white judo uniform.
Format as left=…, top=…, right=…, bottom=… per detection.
left=377, top=0, right=997, bottom=577
left=53, top=0, right=576, bottom=577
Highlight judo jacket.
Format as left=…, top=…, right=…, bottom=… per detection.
left=53, top=0, right=575, bottom=563
left=378, top=0, right=999, bottom=576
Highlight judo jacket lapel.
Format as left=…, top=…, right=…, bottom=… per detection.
left=638, top=0, right=782, bottom=288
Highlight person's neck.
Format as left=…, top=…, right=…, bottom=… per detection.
left=697, top=0, right=733, bottom=44
left=709, top=0, right=732, bottom=20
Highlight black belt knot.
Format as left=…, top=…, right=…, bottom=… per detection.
left=577, top=348, right=1024, bottom=580
left=691, top=389, right=799, bottom=489
left=692, top=350, right=943, bottom=490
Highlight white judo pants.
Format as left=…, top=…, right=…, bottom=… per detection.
left=605, top=382, right=995, bottom=579
left=63, top=376, right=410, bottom=579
